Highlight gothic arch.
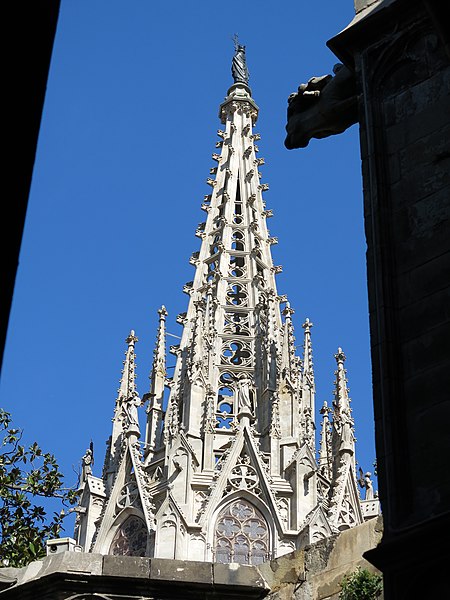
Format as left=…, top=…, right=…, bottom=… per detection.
left=102, top=507, right=148, bottom=557
left=208, top=491, right=274, bottom=565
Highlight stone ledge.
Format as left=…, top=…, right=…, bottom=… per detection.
left=0, top=554, right=270, bottom=598
left=150, top=558, right=213, bottom=585
left=103, top=554, right=150, bottom=578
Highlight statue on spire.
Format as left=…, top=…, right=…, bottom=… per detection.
left=231, top=34, right=249, bottom=85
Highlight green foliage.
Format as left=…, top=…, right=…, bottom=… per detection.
left=339, top=567, right=383, bottom=600
left=0, top=409, right=78, bottom=568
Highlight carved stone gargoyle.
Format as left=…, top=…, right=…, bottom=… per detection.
left=285, top=63, right=358, bottom=149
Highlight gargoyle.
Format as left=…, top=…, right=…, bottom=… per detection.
left=285, top=63, right=358, bottom=149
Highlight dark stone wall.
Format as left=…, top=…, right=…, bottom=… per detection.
left=328, top=0, right=450, bottom=596
left=354, top=0, right=450, bottom=531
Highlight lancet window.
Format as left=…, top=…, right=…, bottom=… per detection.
left=216, top=385, right=235, bottom=428
left=214, top=500, right=269, bottom=565
left=229, top=255, right=246, bottom=277
left=206, top=259, right=218, bottom=283
left=231, top=230, right=245, bottom=251
left=233, top=182, right=243, bottom=224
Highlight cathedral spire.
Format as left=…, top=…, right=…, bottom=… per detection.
left=79, top=46, right=368, bottom=563
left=301, top=318, right=316, bottom=449
left=319, top=401, right=332, bottom=479
left=332, top=347, right=354, bottom=456
left=328, top=348, right=364, bottom=529
left=103, top=330, right=139, bottom=488
left=144, top=306, right=167, bottom=459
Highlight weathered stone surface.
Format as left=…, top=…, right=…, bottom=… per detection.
left=258, top=549, right=306, bottom=591
left=102, top=554, right=150, bottom=578
left=39, top=550, right=103, bottom=576
left=150, top=558, right=213, bottom=585
left=266, top=518, right=383, bottom=600
left=213, top=562, right=269, bottom=589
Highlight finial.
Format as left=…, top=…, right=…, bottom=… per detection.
left=282, top=301, right=295, bottom=318
left=302, top=318, right=313, bottom=331
left=231, top=35, right=249, bottom=85
left=158, top=305, right=168, bottom=319
left=335, top=347, right=346, bottom=363
left=320, top=400, right=331, bottom=415
left=126, top=330, right=138, bottom=345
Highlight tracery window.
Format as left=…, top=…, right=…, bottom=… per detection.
left=224, top=311, right=250, bottom=336
left=216, top=385, right=235, bottom=429
left=229, top=255, right=246, bottom=277
left=214, top=499, right=269, bottom=565
left=226, top=283, right=248, bottom=306
left=231, top=230, right=245, bottom=251
left=109, top=515, right=147, bottom=557
left=222, top=341, right=251, bottom=366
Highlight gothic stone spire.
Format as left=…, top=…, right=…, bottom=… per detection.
left=78, top=46, right=367, bottom=564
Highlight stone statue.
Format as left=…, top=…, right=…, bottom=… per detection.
left=237, top=376, right=253, bottom=414
left=81, top=447, right=93, bottom=481
left=358, top=468, right=375, bottom=500
left=124, top=391, right=142, bottom=430
left=339, top=410, right=354, bottom=453
left=285, top=63, right=358, bottom=149
left=231, top=37, right=249, bottom=85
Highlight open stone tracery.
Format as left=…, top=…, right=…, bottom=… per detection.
left=110, top=516, right=147, bottom=557
left=214, top=500, right=269, bottom=565
left=74, top=43, right=379, bottom=565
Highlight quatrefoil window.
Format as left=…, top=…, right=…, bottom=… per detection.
left=117, top=481, right=139, bottom=510
left=229, top=464, right=259, bottom=490
left=226, top=284, right=247, bottom=306
left=224, top=312, right=250, bottom=336
left=222, top=341, right=251, bottom=366
left=216, top=385, right=235, bottom=429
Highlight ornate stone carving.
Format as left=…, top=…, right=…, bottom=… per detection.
left=78, top=47, right=367, bottom=566
left=110, top=516, right=147, bottom=557
left=285, top=63, right=357, bottom=149
left=214, top=500, right=268, bottom=565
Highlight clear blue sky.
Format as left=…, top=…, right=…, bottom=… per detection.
left=1, top=1, right=377, bottom=532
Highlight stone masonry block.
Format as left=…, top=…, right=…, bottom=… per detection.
left=150, top=558, right=213, bottom=585
left=213, top=562, right=268, bottom=589
left=40, top=551, right=103, bottom=576
left=102, top=554, right=150, bottom=578
left=396, top=251, right=450, bottom=309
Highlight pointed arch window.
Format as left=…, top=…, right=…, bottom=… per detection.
left=229, top=255, right=246, bottom=278
left=231, top=231, right=245, bottom=251
left=216, top=385, right=235, bottom=429
left=109, top=515, right=147, bottom=557
left=214, top=499, right=269, bottom=565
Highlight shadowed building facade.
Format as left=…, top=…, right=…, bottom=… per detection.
left=285, top=0, right=450, bottom=596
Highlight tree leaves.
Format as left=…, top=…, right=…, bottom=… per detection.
left=0, top=409, right=78, bottom=568
left=339, top=567, right=383, bottom=600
